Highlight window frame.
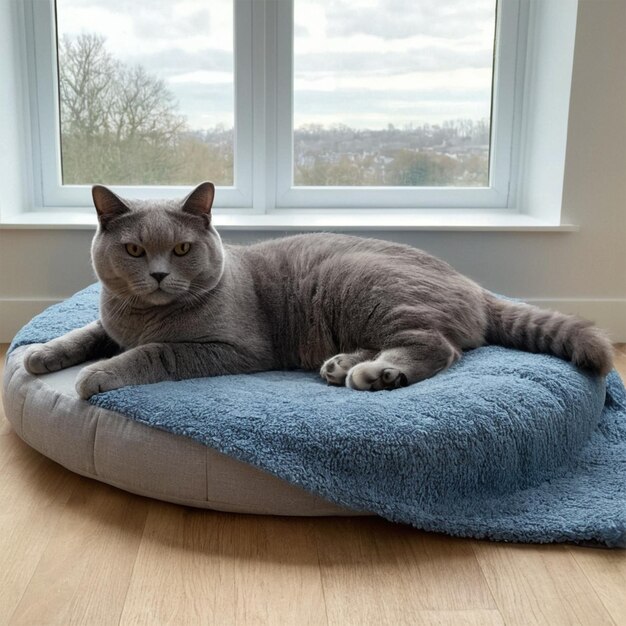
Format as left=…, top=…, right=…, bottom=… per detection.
left=26, top=0, right=254, bottom=209
left=274, top=0, right=525, bottom=210
left=25, top=0, right=527, bottom=212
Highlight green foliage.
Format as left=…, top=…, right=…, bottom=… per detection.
left=176, top=132, right=233, bottom=186
left=387, top=151, right=456, bottom=186
left=296, top=156, right=371, bottom=186
left=293, top=121, right=489, bottom=187
left=294, top=148, right=488, bottom=188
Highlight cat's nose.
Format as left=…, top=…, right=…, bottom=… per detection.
left=150, top=272, right=169, bottom=283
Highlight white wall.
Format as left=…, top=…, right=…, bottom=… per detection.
left=1, top=0, right=625, bottom=341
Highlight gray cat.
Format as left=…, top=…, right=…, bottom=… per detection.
left=24, top=182, right=613, bottom=398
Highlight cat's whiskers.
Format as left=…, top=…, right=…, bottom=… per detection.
left=102, top=291, right=141, bottom=324
left=167, top=279, right=189, bottom=292
left=106, top=298, right=131, bottom=324
left=129, top=280, right=154, bottom=297
left=184, top=286, right=213, bottom=309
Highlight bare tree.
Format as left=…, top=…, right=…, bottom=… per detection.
left=58, top=33, right=186, bottom=185
left=58, top=34, right=117, bottom=136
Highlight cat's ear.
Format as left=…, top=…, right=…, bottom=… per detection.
left=92, top=185, right=130, bottom=229
left=181, top=182, right=215, bottom=223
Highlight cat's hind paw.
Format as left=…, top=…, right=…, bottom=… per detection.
left=320, top=354, right=352, bottom=386
left=346, top=361, right=408, bottom=391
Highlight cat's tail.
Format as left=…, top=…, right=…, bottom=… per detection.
left=484, top=295, right=614, bottom=375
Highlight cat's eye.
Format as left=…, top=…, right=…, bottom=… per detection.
left=173, top=242, right=191, bottom=256
left=125, top=243, right=145, bottom=258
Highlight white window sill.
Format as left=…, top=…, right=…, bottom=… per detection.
left=0, top=208, right=578, bottom=232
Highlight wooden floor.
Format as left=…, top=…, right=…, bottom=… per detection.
left=1, top=344, right=625, bottom=626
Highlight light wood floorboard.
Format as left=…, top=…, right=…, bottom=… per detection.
left=1, top=344, right=625, bottom=625
left=119, top=506, right=327, bottom=625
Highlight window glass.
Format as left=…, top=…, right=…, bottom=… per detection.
left=293, top=0, right=496, bottom=187
left=55, top=0, right=234, bottom=186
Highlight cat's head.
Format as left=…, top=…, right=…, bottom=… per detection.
left=90, top=182, right=225, bottom=307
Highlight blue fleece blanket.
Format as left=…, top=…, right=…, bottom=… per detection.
left=9, top=284, right=626, bottom=547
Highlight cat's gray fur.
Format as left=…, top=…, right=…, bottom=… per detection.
left=24, top=182, right=614, bottom=398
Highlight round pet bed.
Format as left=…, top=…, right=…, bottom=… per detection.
left=4, top=285, right=626, bottom=546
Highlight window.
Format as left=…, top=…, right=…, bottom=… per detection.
left=26, top=0, right=527, bottom=211
left=278, top=0, right=520, bottom=208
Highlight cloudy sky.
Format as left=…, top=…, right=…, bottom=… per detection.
left=56, top=0, right=496, bottom=130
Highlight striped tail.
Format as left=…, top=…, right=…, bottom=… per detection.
left=485, top=296, right=613, bottom=376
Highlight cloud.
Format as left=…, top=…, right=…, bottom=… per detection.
left=322, top=0, right=496, bottom=41
left=295, top=67, right=491, bottom=93
left=169, top=70, right=233, bottom=85
left=128, top=48, right=233, bottom=80
left=168, top=82, right=234, bottom=129
left=295, top=46, right=494, bottom=76
left=292, top=0, right=496, bottom=126
left=294, top=86, right=492, bottom=128
left=56, top=0, right=233, bottom=55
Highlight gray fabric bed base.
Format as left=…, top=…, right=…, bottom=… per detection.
left=3, top=346, right=363, bottom=516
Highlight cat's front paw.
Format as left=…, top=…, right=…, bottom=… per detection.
left=75, top=363, right=123, bottom=399
left=346, top=361, right=408, bottom=391
left=24, top=344, right=68, bottom=375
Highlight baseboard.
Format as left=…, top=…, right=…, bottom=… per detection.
left=1, top=297, right=625, bottom=344
left=524, top=299, right=626, bottom=342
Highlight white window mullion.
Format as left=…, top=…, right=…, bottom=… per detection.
left=250, top=0, right=280, bottom=214
left=274, top=0, right=295, bottom=212
left=231, top=0, right=254, bottom=208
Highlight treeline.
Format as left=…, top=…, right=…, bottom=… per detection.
left=294, top=120, right=489, bottom=186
